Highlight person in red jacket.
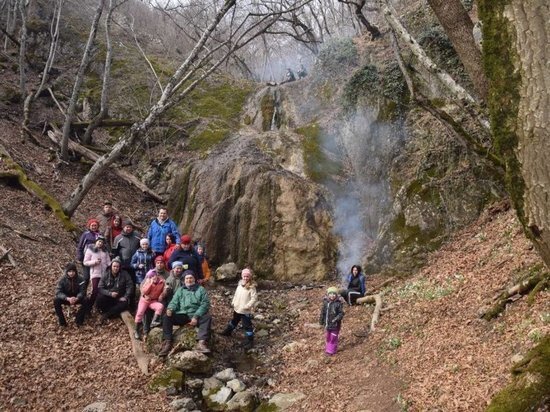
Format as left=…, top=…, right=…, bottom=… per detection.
left=134, top=269, right=165, bottom=340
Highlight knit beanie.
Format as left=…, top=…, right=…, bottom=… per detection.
left=140, top=238, right=149, bottom=247
left=242, top=268, right=252, bottom=277
left=65, top=262, right=77, bottom=273
left=172, top=261, right=183, bottom=269
left=87, top=218, right=99, bottom=228
left=327, top=286, right=339, bottom=295
left=182, top=269, right=196, bottom=279
left=154, top=255, right=165, bottom=263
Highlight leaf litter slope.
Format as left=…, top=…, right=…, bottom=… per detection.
left=0, top=111, right=548, bottom=411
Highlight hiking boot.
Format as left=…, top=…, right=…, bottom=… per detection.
left=150, top=314, right=161, bottom=329
left=242, top=336, right=254, bottom=350
left=194, top=340, right=211, bottom=353
left=158, top=339, right=173, bottom=357
left=58, top=319, right=68, bottom=327
left=219, top=324, right=234, bottom=336
left=99, top=314, right=108, bottom=326
left=134, top=322, right=143, bottom=340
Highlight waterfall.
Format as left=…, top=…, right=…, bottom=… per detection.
left=270, top=88, right=280, bottom=131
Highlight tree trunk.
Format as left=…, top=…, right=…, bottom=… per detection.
left=82, top=0, right=113, bottom=145
left=353, top=0, right=380, bottom=39
left=60, top=0, right=104, bottom=160
left=427, top=0, right=488, bottom=100
left=478, top=1, right=550, bottom=266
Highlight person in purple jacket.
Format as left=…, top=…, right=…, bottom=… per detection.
left=76, top=218, right=101, bottom=290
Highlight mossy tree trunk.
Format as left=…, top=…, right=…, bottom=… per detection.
left=426, top=0, right=488, bottom=100
left=479, top=0, right=550, bottom=267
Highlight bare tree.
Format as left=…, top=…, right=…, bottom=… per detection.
left=60, top=0, right=104, bottom=160
left=21, top=0, right=63, bottom=139
left=81, top=0, right=125, bottom=145
left=426, top=0, right=487, bottom=100
left=17, top=0, right=28, bottom=96
left=338, top=0, right=380, bottom=38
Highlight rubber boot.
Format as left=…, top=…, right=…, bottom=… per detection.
left=134, top=322, right=143, bottom=340
left=150, top=313, right=161, bottom=329
left=158, top=339, right=173, bottom=357
left=242, top=334, right=254, bottom=350
left=219, top=323, right=234, bottom=336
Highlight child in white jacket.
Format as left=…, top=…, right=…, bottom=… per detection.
left=219, top=268, right=257, bottom=349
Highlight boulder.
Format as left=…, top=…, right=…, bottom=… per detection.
left=215, top=263, right=239, bottom=281
left=149, top=368, right=184, bottom=392
left=226, top=389, right=257, bottom=411
left=170, top=351, right=212, bottom=374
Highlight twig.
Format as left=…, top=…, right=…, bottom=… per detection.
left=0, top=245, right=16, bottom=266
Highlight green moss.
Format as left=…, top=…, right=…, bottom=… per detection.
left=296, top=123, right=343, bottom=182
left=487, top=335, right=550, bottom=411
left=254, top=402, right=280, bottom=412
left=148, top=367, right=184, bottom=392
left=188, top=121, right=230, bottom=152
left=478, top=0, right=524, bottom=224
left=169, top=165, right=192, bottom=225
left=260, top=93, right=276, bottom=131
left=390, top=213, right=443, bottom=253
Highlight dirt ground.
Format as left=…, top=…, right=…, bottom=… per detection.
left=0, top=88, right=549, bottom=411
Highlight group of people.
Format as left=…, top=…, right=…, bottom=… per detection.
left=54, top=199, right=368, bottom=357
left=54, top=202, right=257, bottom=355
left=282, top=64, right=307, bottom=84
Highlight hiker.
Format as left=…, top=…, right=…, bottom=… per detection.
left=83, top=235, right=111, bottom=307
left=53, top=262, right=87, bottom=327
left=168, top=234, right=202, bottom=280
left=96, top=258, right=134, bottom=324
left=151, top=255, right=170, bottom=280
left=112, top=220, right=141, bottom=279
left=76, top=218, right=102, bottom=290
left=297, top=64, right=307, bottom=79
left=283, top=67, right=296, bottom=83
left=160, top=260, right=184, bottom=305
left=319, top=286, right=345, bottom=356
left=159, top=270, right=212, bottom=356
left=196, top=244, right=212, bottom=284
left=162, top=234, right=178, bottom=264
left=340, top=265, right=366, bottom=305
left=147, top=208, right=180, bottom=255
left=131, top=238, right=155, bottom=285
left=95, top=200, right=119, bottom=232
left=105, top=214, right=123, bottom=251
left=219, top=268, right=257, bottom=350
left=134, top=269, right=165, bottom=340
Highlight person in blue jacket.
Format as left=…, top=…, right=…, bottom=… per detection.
left=340, top=264, right=366, bottom=305
left=147, top=208, right=180, bottom=255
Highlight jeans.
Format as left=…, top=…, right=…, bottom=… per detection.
left=162, top=312, right=212, bottom=341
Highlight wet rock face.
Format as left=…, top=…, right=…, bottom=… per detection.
left=168, top=130, right=337, bottom=281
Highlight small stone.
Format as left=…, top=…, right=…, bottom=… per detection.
left=170, top=397, right=196, bottom=411
left=185, top=378, right=203, bottom=389
left=226, top=389, right=257, bottom=411
left=511, top=353, right=524, bottom=364
left=207, top=386, right=233, bottom=406
left=202, top=377, right=223, bottom=397
left=226, top=378, right=246, bottom=393
left=83, top=401, right=107, bottom=412
left=215, top=368, right=237, bottom=382
left=256, top=329, right=269, bottom=337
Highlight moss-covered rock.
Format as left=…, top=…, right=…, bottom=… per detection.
left=487, top=335, right=550, bottom=411
left=148, top=367, right=184, bottom=392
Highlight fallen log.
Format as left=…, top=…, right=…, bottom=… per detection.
left=120, top=311, right=150, bottom=375
left=47, top=128, right=165, bottom=203
left=0, top=142, right=76, bottom=231
left=480, top=269, right=550, bottom=321
left=356, top=294, right=383, bottom=332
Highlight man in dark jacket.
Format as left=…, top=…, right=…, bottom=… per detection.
left=112, top=221, right=140, bottom=275
left=96, top=258, right=134, bottom=323
left=168, top=234, right=203, bottom=280
left=53, top=262, right=87, bottom=327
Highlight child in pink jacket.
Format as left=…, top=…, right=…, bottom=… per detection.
left=134, top=269, right=165, bottom=340
left=83, top=236, right=111, bottom=306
